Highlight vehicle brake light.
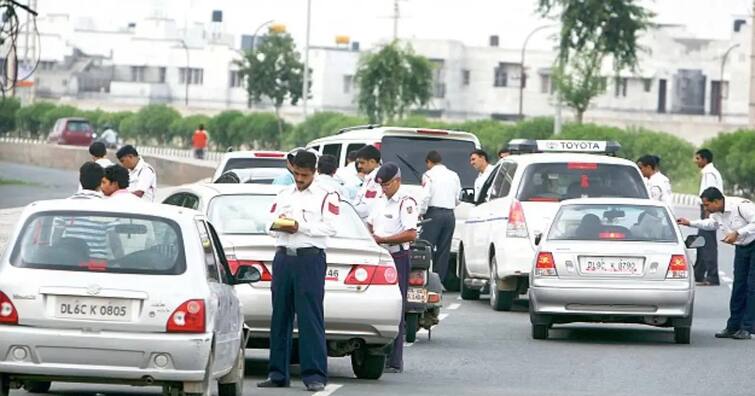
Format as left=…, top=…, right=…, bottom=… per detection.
left=535, top=252, right=557, bottom=277
left=373, top=142, right=382, bottom=151
left=529, top=197, right=559, bottom=202
left=344, top=265, right=397, bottom=285
left=408, top=270, right=426, bottom=286
left=253, top=152, right=285, bottom=158
left=167, top=299, right=206, bottom=333
left=568, top=162, right=598, bottom=170
left=226, top=259, right=272, bottom=281
left=666, top=255, right=688, bottom=279
left=427, top=292, right=441, bottom=304
left=506, top=200, right=529, bottom=238
left=0, top=292, right=18, bottom=325
left=599, top=232, right=625, bottom=240
left=416, top=129, right=449, bottom=136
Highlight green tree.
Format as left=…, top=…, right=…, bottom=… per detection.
left=0, top=97, right=20, bottom=135
left=208, top=110, right=244, bottom=150
left=170, top=114, right=210, bottom=148
left=118, top=113, right=140, bottom=143
left=552, top=49, right=605, bottom=123
left=79, top=109, right=107, bottom=132
left=355, top=41, right=433, bottom=123
left=98, top=111, right=134, bottom=133
left=229, top=112, right=288, bottom=150
left=237, top=30, right=306, bottom=135
left=706, top=130, right=755, bottom=196
left=16, top=102, right=56, bottom=138
left=134, top=104, right=181, bottom=144
left=41, top=105, right=81, bottom=132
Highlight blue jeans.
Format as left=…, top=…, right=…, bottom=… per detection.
left=726, top=241, right=755, bottom=332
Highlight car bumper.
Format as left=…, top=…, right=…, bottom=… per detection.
left=495, top=237, right=534, bottom=280
left=0, top=326, right=212, bottom=382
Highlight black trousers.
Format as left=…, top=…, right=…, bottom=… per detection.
left=694, top=205, right=720, bottom=284
left=268, top=249, right=327, bottom=385
left=388, top=251, right=410, bottom=370
left=420, top=207, right=455, bottom=283
left=726, top=241, right=755, bottom=332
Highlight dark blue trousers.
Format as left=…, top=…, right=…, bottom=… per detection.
left=268, top=250, right=327, bottom=385
left=694, top=205, right=720, bottom=284
left=420, top=207, right=455, bottom=282
left=388, top=251, right=410, bottom=370
left=726, top=241, right=755, bottom=332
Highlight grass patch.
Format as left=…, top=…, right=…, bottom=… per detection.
left=0, top=178, right=39, bottom=186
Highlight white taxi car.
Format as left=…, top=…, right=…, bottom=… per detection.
left=162, top=183, right=402, bottom=380
left=307, top=125, right=481, bottom=290
left=529, top=198, right=701, bottom=344
left=212, top=150, right=287, bottom=181
left=459, top=140, right=650, bottom=311
left=0, top=199, right=258, bottom=396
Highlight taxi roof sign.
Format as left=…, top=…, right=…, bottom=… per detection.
left=508, top=139, right=620, bottom=155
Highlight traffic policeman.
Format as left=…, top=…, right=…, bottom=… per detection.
left=637, top=155, right=673, bottom=208
left=420, top=150, right=461, bottom=287
left=258, top=150, right=339, bottom=392
left=116, top=145, right=157, bottom=202
left=368, top=162, right=419, bottom=373
left=354, top=145, right=382, bottom=220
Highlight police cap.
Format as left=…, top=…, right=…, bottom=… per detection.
left=375, top=162, right=401, bottom=184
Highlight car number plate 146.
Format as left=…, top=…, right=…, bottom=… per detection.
left=579, top=257, right=644, bottom=275
left=407, top=287, right=427, bottom=303
left=54, top=296, right=133, bottom=322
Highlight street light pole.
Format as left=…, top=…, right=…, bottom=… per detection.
left=302, top=0, right=312, bottom=119
left=518, top=24, right=556, bottom=120
left=719, top=43, right=740, bottom=122
left=179, top=39, right=189, bottom=107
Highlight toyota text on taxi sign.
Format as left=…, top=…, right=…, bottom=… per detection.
left=536, top=140, right=607, bottom=152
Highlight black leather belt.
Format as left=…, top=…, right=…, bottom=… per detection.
left=276, top=246, right=323, bottom=256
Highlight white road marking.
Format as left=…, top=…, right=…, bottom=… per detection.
left=439, top=313, right=449, bottom=321
left=447, top=303, right=461, bottom=310
left=313, top=384, right=343, bottom=396
left=457, top=295, right=463, bottom=301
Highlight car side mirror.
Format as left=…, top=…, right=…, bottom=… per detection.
left=230, top=265, right=261, bottom=285
left=534, top=233, right=543, bottom=246
left=460, top=188, right=475, bottom=204
left=685, top=235, right=705, bottom=249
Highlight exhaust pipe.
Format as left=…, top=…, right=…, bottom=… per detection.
left=142, top=376, right=155, bottom=385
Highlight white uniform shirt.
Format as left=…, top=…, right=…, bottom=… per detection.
left=268, top=182, right=339, bottom=250
left=368, top=187, right=419, bottom=253
left=474, top=164, right=494, bottom=201
left=354, top=167, right=383, bottom=220
left=420, top=164, right=461, bottom=214
left=128, top=158, right=157, bottom=202
left=334, top=163, right=361, bottom=201
left=699, top=163, right=724, bottom=195
left=647, top=171, right=673, bottom=208
left=316, top=174, right=348, bottom=200
left=95, top=158, right=114, bottom=169
left=690, top=198, right=755, bottom=246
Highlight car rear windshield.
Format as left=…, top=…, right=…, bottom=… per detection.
left=222, top=157, right=287, bottom=173
left=208, top=194, right=371, bottom=239
left=548, top=204, right=677, bottom=242
left=517, top=162, right=647, bottom=202
left=10, top=211, right=186, bottom=274
left=66, top=120, right=91, bottom=132
left=381, top=136, right=477, bottom=188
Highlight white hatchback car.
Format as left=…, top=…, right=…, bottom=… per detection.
left=529, top=198, right=701, bottom=344
left=0, top=199, right=258, bottom=396
left=162, top=183, right=403, bottom=380
left=212, top=150, right=288, bottom=181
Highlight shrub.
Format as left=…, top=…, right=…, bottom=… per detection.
left=705, top=130, right=755, bottom=197
left=169, top=114, right=210, bottom=148
left=208, top=110, right=244, bottom=150
left=16, top=102, right=56, bottom=138
left=41, top=105, right=81, bottom=132
left=0, top=97, right=20, bottom=135
left=134, top=104, right=181, bottom=144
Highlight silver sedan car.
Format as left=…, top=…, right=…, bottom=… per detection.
left=0, top=199, right=259, bottom=396
left=529, top=198, right=703, bottom=344
left=163, top=183, right=403, bottom=380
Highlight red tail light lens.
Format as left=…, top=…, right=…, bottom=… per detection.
left=253, top=152, right=285, bottom=158
left=408, top=270, right=427, bottom=286
left=599, top=232, right=626, bottom=240
left=567, top=162, right=598, bottom=170
left=167, top=299, right=206, bottom=333
left=535, top=252, right=557, bottom=277
left=0, top=292, right=18, bottom=325
left=666, top=255, right=688, bottom=279
left=345, top=265, right=398, bottom=285
left=506, top=200, right=529, bottom=238
left=227, top=259, right=272, bottom=281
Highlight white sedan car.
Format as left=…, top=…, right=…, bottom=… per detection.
left=0, top=199, right=258, bottom=396
left=163, top=183, right=403, bottom=380
left=529, top=198, right=702, bottom=344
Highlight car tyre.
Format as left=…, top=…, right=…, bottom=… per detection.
left=489, top=256, right=514, bottom=312
left=674, top=326, right=691, bottom=345
left=23, top=381, right=52, bottom=393
left=350, top=348, right=385, bottom=380
left=443, top=253, right=460, bottom=292
left=0, top=374, right=9, bottom=396
left=459, top=250, right=480, bottom=300
left=218, top=344, right=245, bottom=396
left=532, top=324, right=549, bottom=340
left=405, top=313, right=419, bottom=343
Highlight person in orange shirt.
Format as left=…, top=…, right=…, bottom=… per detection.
left=192, top=124, right=209, bottom=159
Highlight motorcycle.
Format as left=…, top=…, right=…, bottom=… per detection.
left=404, top=222, right=443, bottom=342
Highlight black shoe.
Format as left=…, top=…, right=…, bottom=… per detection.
left=257, top=378, right=289, bottom=388
left=305, top=382, right=326, bottom=392
left=732, top=329, right=752, bottom=340
left=714, top=328, right=738, bottom=338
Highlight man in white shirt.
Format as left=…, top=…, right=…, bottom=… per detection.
left=316, top=154, right=349, bottom=200
left=353, top=145, right=383, bottom=221
left=678, top=187, right=755, bottom=340
left=116, top=145, right=157, bottom=202
left=420, top=150, right=461, bottom=286
left=637, top=155, right=673, bottom=208
left=694, top=148, right=724, bottom=286
left=470, top=149, right=494, bottom=202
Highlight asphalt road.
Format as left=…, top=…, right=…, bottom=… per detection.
left=2, top=165, right=752, bottom=396
left=0, top=162, right=78, bottom=209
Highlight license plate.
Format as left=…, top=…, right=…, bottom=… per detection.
left=325, top=267, right=340, bottom=282
left=54, top=296, right=133, bottom=322
left=407, top=287, right=427, bottom=303
left=579, top=257, right=644, bottom=275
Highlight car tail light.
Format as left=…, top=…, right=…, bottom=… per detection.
left=373, top=141, right=382, bottom=151
left=408, top=270, right=426, bottom=286
left=666, top=255, right=688, bottom=279
left=427, top=292, right=441, bottom=304
left=506, top=200, right=528, bottom=238
left=253, top=152, right=285, bottom=158
left=167, top=299, right=206, bottom=333
left=0, top=292, right=18, bottom=325
left=535, top=252, right=557, bottom=277
left=599, top=232, right=626, bottom=240
left=226, top=258, right=272, bottom=280
left=344, top=265, right=398, bottom=285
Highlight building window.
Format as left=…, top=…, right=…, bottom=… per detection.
left=540, top=74, right=550, bottom=94
left=229, top=70, right=242, bottom=88
left=462, top=69, right=470, bottom=86
left=159, top=67, right=167, bottom=83
left=131, top=66, right=145, bottom=82
left=39, top=61, right=55, bottom=71
left=343, top=74, right=353, bottom=94
left=494, top=63, right=508, bottom=87
left=642, top=78, right=652, bottom=93
left=180, top=68, right=204, bottom=85
left=614, top=77, right=628, bottom=97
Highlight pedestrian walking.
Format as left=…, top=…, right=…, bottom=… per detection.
left=89, top=141, right=113, bottom=169
left=694, top=148, right=724, bottom=286
left=192, top=124, right=209, bottom=159
left=70, top=162, right=104, bottom=199
left=316, top=154, right=349, bottom=199
left=470, top=149, right=493, bottom=202
left=420, top=150, right=461, bottom=287
left=100, top=164, right=140, bottom=202
left=637, top=154, right=673, bottom=208
left=678, top=187, right=755, bottom=339
left=353, top=145, right=382, bottom=221
left=257, top=150, right=338, bottom=392
left=116, top=145, right=157, bottom=202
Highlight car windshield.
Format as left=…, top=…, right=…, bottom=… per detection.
left=548, top=204, right=677, bottom=242
left=231, top=168, right=289, bottom=183
left=380, top=136, right=477, bottom=188
left=222, top=157, right=287, bottom=173
left=67, top=120, right=91, bottom=132
left=207, top=194, right=372, bottom=239
left=10, top=211, right=185, bottom=274
left=517, top=162, right=647, bottom=202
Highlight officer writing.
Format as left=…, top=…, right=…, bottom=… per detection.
left=258, top=150, right=339, bottom=392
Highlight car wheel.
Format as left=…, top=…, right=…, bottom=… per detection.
left=443, top=253, right=460, bottom=292
left=161, top=385, right=181, bottom=396
left=532, top=324, right=549, bottom=340
left=489, top=256, right=514, bottom=312
left=23, top=381, right=52, bottom=393
left=405, top=313, right=419, bottom=343
left=350, top=348, right=385, bottom=380
left=674, top=326, right=691, bottom=344
left=0, top=374, right=9, bottom=396
left=218, top=344, right=245, bottom=396
left=459, top=250, right=480, bottom=300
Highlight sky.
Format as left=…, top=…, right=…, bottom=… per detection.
left=35, top=0, right=753, bottom=50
